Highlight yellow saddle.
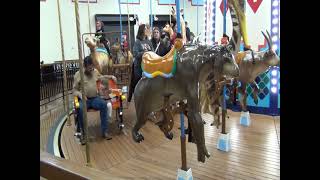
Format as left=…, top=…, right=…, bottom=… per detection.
left=142, top=38, right=183, bottom=78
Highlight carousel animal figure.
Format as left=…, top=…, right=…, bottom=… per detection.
left=145, top=23, right=152, bottom=40
left=200, top=0, right=250, bottom=127
left=85, top=36, right=113, bottom=74
left=163, top=24, right=174, bottom=40
left=131, top=37, right=239, bottom=163
left=170, top=7, right=187, bottom=44
left=204, top=0, right=280, bottom=128
left=232, top=30, right=279, bottom=112
left=227, top=0, right=279, bottom=113
left=111, top=42, right=133, bottom=64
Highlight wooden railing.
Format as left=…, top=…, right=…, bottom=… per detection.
left=40, top=151, right=132, bottom=180
left=40, top=60, right=131, bottom=104
left=40, top=60, right=79, bottom=103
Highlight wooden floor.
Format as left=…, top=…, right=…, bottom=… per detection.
left=61, top=102, right=280, bottom=180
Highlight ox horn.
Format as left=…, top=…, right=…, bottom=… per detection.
left=261, top=31, right=271, bottom=50
left=266, top=30, right=273, bottom=48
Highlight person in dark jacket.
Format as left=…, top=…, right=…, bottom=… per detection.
left=95, top=20, right=112, bottom=57
left=151, top=27, right=171, bottom=56
left=128, top=24, right=154, bottom=102
left=185, top=21, right=191, bottom=42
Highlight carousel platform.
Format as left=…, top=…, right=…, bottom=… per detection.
left=60, top=102, right=280, bottom=180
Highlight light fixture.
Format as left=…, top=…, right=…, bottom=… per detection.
left=271, top=69, right=277, bottom=76
left=272, top=44, right=278, bottom=50
left=271, top=87, right=277, bottom=94
left=272, top=27, right=278, bottom=33
left=271, top=78, right=277, bottom=85
left=273, top=0, right=279, bottom=7
left=272, top=18, right=278, bottom=24
left=272, top=36, right=278, bottom=42
left=272, top=9, right=278, bottom=16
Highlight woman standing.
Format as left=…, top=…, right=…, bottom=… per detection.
left=151, top=27, right=171, bottom=56
left=128, top=24, right=154, bottom=102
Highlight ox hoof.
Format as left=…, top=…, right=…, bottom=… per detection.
left=133, top=131, right=144, bottom=143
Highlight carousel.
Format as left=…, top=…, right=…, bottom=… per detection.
left=40, top=0, right=280, bottom=179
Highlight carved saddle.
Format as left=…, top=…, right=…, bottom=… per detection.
left=235, top=51, right=247, bottom=65
left=141, top=38, right=183, bottom=78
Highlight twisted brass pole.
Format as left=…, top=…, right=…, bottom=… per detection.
left=127, top=0, right=131, bottom=52
left=87, top=0, right=92, bottom=33
left=74, top=0, right=91, bottom=166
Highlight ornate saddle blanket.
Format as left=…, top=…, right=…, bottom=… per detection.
left=141, top=38, right=183, bottom=78
left=95, top=47, right=109, bottom=56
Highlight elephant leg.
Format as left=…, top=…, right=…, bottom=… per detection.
left=132, top=113, right=147, bottom=143
left=184, top=110, right=194, bottom=143
left=188, top=111, right=210, bottom=163
left=132, top=98, right=148, bottom=143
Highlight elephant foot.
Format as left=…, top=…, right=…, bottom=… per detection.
left=165, top=132, right=173, bottom=140
left=198, top=147, right=211, bottom=163
left=132, top=131, right=144, bottom=143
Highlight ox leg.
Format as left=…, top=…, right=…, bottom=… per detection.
left=239, top=82, right=248, bottom=112
left=252, top=81, right=259, bottom=105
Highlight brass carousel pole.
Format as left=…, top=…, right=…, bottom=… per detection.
left=87, top=0, right=92, bottom=33
left=127, top=0, right=131, bottom=52
left=74, top=0, right=91, bottom=166
left=56, top=0, right=70, bottom=126
left=169, top=3, right=172, bottom=25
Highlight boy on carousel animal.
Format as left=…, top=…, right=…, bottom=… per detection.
left=221, top=34, right=229, bottom=46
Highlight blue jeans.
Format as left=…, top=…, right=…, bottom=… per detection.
left=78, top=96, right=109, bottom=134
